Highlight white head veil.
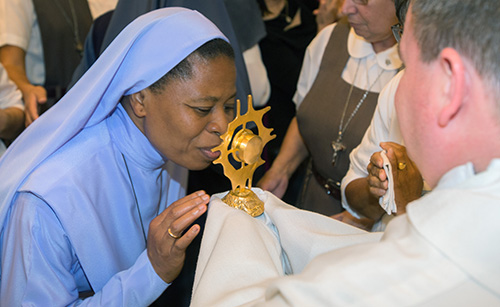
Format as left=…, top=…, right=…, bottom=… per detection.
left=0, top=7, right=228, bottom=236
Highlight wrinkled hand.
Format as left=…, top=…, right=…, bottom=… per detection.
left=147, top=190, right=209, bottom=283
left=257, top=169, right=289, bottom=199
left=314, top=0, right=345, bottom=33
left=367, top=142, right=423, bottom=214
left=380, top=142, right=423, bottom=214
left=366, top=151, right=389, bottom=198
left=22, top=85, right=47, bottom=126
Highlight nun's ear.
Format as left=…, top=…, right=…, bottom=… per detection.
left=128, top=90, right=147, bottom=118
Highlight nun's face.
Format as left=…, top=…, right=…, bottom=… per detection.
left=140, top=55, right=236, bottom=170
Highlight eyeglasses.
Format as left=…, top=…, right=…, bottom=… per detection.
left=391, top=23, right=403, bottom=43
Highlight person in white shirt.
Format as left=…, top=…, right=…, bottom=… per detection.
left=0, top=0, right=117, bottom=125
left=0, top=63, right=24, bottom=156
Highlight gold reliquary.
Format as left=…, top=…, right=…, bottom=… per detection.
left=212, top=95, right=275, bottom=217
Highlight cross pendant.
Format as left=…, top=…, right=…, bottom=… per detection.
left=331, top=139, right=346, bottom=166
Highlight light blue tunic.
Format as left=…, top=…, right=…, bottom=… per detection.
left=0, top=105, right=188, bottom=305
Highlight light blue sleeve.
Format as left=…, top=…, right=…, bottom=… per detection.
left=0, top=192, right=169, bottom=306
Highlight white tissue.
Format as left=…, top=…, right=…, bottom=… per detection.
left=379, top=151, right=397, bottom=215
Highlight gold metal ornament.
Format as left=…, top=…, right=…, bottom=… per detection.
left=398, top=162, right=407, bottom=170
left=212, top=95, right=275, bottom=217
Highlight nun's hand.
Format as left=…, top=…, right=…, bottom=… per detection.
left=367, top=151, right=389, bottom=198
left=147, top=190, right=209, bottom=283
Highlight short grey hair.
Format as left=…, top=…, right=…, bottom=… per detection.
left=411, top=0, right=500, bottom=97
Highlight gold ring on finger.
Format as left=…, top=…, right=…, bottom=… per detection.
left=168, top=227, right=181, bottom=239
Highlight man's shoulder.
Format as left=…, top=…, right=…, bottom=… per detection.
left=283, top=220, right=465, bottom=305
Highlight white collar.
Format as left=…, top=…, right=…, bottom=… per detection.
left=347, top=28, right=402, bottom=70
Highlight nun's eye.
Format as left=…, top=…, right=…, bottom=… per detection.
left=192, top=107, right=212, bottom=115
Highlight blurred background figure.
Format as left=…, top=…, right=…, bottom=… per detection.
left=0, top=0, right=117, bottom=126
left=0, top=63, right=24, bottom=157
left=259, top=0, right=402, bottom=218
left=341, top=0, right=424, bottom=232
left=71, top=0, right=269, bottom=110
left=314, top=0, right=345, bottom=33
left=256, top=0, right=319, bottom=204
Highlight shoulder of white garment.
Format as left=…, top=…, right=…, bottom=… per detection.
left=405, top=159, right=500, bottom=296
left=0, top=65, right=23, bottom=109
left=0, top=0, right=35, bottom=50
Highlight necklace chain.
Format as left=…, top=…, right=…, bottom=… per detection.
left=122, top=154, right=148, bottom=247
left=331, top=60, right=384, bottom=166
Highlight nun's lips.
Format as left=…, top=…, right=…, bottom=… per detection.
left=200, top=147, right=221, bottom=161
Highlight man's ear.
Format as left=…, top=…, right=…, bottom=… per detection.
left=437, top=48, right=467, bottom=127
left=128, top=90, right=147, bottom=118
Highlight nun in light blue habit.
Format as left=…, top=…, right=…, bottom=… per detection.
left=0, top=7, right=235, bottom=305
